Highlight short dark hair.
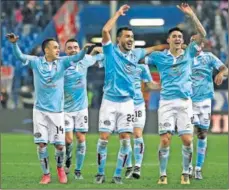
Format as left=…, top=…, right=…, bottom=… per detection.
left=41, top=38, right=57, bottom=53
left=65, top=38, right=78, bottom=46
left=116, top=27, right=133, bottom=37
left=168, top=27, right=183, bottom=37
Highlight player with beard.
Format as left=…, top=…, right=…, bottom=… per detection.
left=94, top=4, right=168, bottom=184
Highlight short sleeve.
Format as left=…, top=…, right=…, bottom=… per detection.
left=186, top=41, right=201, bottom=58
left=209, top=53, right=224, bottom=70
left=84, top=54, right=105, bottom=67
left=145, top=51, right=159, bottom=66
left=133, top=48, right=147, bottom=61
left=141, top=65, right=153, bottom=82
left=102, top=41, right=113, bottom=55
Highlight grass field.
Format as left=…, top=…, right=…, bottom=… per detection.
left=1, top=134, right=228, bottom=189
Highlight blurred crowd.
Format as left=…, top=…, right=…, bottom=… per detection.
left=1, top=0, right=228, bottom=109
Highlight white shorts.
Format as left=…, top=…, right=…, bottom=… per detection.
left=133, top=103, right=146, bottom=129
left=192, top=99, right=211, bottom=130
left=99, top=99, right=134, bottom=133
left=64, top=108, right=88, bottom=133
left=158, top=98, right=193, bottom=136
left=33, top=109, right=65, bottom=145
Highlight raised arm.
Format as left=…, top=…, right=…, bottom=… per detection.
left=145, top=44, right=169, bottom=55
left=6, top=33, right=36, bottom=64
left=102, top=4, right=130, bottom=44
left=62, top=43, right=94, bottom=69
left=177, top=3, right=206, bottom=44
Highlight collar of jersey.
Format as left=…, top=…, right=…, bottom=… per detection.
left=41, top=56, right=58, bottom=65
left=166, top=49, right=184, bottom=58
left=115, top=45, right=133, bottom=57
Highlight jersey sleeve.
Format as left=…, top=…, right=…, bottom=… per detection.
left=12, top=43, right=37, bottom=69
left=84, top=53, right=105, bottom=67
left=145, top=51, right=159, bottom=66
left=102, top=41, right=113, bottom=55
left=209, top=53, right=224, bottom=70
left=186, top=41, right=201, bottom=58
left=61, top=49, right=86, bottom=69
left=133, top=48, right=147, bottom=61
left=141, top=65, right=153, bottom=82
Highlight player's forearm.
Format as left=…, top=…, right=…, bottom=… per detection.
left=12, top=43, right=27, bottom=63
left=145, top=44, right=169, bottom=55
left=145, top=82, right=161, bottom=91
left=69, top=49, right=86, bottom=63
left=189, top=13, right=206, bottom=38
left=219, top=65, right=228, bottom=76
left=102, top=12, right=121, bottom=35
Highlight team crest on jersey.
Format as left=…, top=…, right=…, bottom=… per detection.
left=125, top=63, right=135, bottom=74
left=130, top=53, right=137, bottom=61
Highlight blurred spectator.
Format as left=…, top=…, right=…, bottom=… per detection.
left=37, top=1, right=53, bottom=28
left=22, top=0, right=37, bottom=35
left=1, top=88, right=9, bottom=109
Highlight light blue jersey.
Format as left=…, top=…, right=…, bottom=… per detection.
left=12, top=43, right=86, bottom=112
left=102, top=41, right=146, bottom=102
left=191, top=51, right=224, bottom=102
left=64, top=54, right=104, bottom=112
left=146, top=42, right=200, bottom=100
left=134, top=64, right=153, bottom=105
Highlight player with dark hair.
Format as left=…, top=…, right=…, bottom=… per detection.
left=144, top=3, right=206, bottom=184
left=63, top=38, right=104, bottom=180
left=6, top=33, right=92, bottom=184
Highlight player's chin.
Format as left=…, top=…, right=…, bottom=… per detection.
left=125, top=45, right=132, bottom=51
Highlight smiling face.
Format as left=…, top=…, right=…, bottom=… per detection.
left=45, top=40, right=60, bottom=60
left=117, top=30, right=134, bottom=52
left=167, top=30, right=184, bottom=50
left=65, top=41, right=80, bottom=55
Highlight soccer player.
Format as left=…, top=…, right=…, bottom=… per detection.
left=94, top=4, right=168, bottom=184
left=63, top=39, right=104, bottom=179
left=125, top=64, right=160, bottom=179
left=189, top=37, right=228, bottom=179
left=6, top=33, right=91, bottom=184
left=144, top=3, right=206, bottom=185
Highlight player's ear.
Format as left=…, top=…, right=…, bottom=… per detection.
left=116, top=36, right=120, bottom=44
left=166, top=37, right=170, bottom=44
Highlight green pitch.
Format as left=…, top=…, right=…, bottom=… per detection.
left=1, top=134, right=228, bottom=189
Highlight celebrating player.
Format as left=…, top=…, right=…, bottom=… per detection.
left=6, top=33, right=92, bottom=184
left=189, top=37, right=228, bottom=179
left=144, top=3, right=206, bottom=185
left=125, top=63, right=160, bottom=179
left=63, top=39, right=104, bottom=179
left=94, top=4, right=168, bottom=184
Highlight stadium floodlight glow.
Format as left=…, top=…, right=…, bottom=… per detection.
left=129, top=19, right=165, bottom=26
left=91, top=37, right=102, bottom=43
left=134, top=40, right=146, bottom=46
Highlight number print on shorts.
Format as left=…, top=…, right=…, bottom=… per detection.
left=84, top=116, right=88, bottom=123
left=55, top=125, right=64, bottom=134
left=127, top=114, right=135, bottom=122
left=135, top=110, right=142, bottom=118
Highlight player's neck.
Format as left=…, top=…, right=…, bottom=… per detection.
left=45, top=55, right=55, bottom=62
left=119, top=45, right=129, bottom=54
left=169, top=48, right=183, bottom=57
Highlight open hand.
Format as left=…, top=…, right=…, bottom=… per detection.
left=118, top=4, right=130, bottom=16
left=177, top=3, right=194, bottom=16
left=6, top=33, right=19, bottom=43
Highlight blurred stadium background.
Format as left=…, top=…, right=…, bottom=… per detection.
left=0, top=0, right=228, bottom=189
